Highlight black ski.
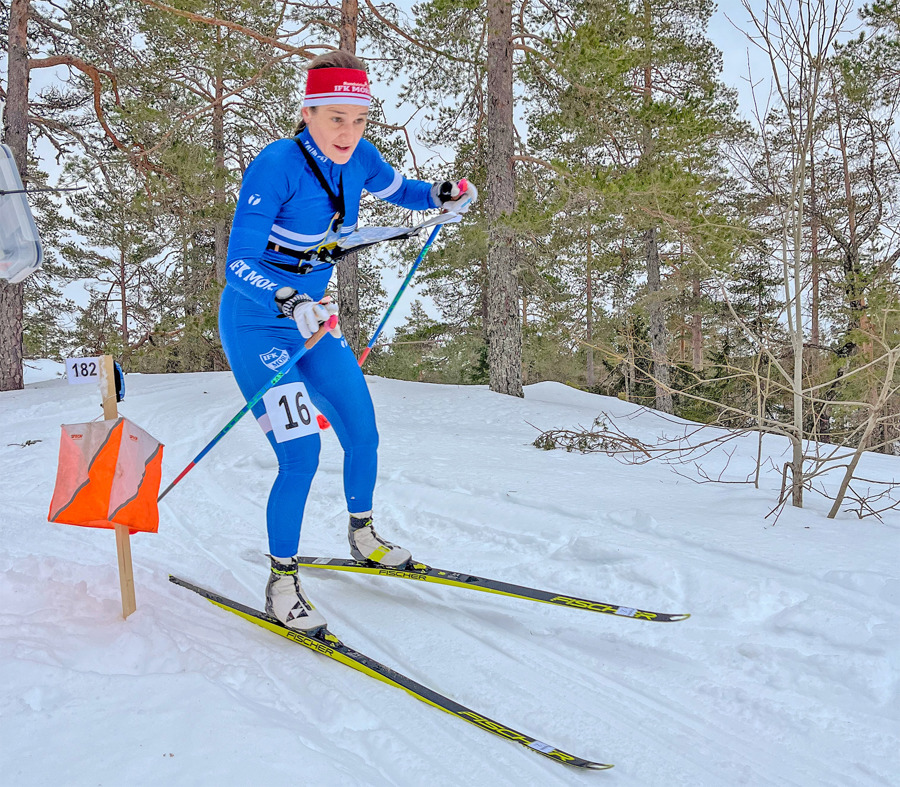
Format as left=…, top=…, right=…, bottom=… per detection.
left=169, top=575, right=612, bottom=771
left=295, top=557, right=690, bottom=623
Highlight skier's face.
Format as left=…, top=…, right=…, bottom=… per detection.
left=302, top=105, right=369, bottom=165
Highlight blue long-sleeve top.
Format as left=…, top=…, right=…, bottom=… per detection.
left=225, top=129, right=437, bottom=310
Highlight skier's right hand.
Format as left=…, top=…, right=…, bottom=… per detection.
left=275, top=288, right=340, bottom=339
left=430, top=179, right=478, bottom=214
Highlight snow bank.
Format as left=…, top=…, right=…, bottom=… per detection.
left=23, top=358, right=65, bottom=385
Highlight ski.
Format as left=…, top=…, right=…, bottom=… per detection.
left=169, top=575, right=612, bottom=771
left=296, top=557, right=690, bottom=623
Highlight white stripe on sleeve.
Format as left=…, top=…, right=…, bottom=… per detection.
left=368, top=170, right=402, bottom=199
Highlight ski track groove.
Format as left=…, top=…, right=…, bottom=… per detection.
left=168, top=544, right=563, bottom=783
left=171, top=579, right=579, bottom=784
left=291, top=544, right=895, bottom=785
left=385, top=473, right=897, bottom=630
left=152, top=597, right=411, bottom=785
left=367, top=575, right=806, bottom=786
left=261, top=570, right=606, bottom=783
left=296, top=565, right=752, bottom=784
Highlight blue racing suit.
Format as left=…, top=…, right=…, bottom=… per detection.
left=220, top=129, right=436, bottom=557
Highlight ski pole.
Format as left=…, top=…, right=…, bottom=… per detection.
left=357, top=180, right=469, bottom=367
left=158, top=314, right=338, bottom=501
left=357, top=221, right=445, bottom=367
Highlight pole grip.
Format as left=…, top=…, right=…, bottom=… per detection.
left=306, top=314, right=338, bottom=349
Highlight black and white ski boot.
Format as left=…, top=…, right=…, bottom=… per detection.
left=348, top=514, right=411, bottom=568
left=265, top=556, right=327, bottom=632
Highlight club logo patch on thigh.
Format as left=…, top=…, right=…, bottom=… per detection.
left=260, top=347, right=290, bottom=371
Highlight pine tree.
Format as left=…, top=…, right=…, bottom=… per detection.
left=523, top=0, right=739, bottom=411
left=60, top=155, right=164, bottom=359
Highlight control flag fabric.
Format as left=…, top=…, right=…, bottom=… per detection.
left=49, top=418, right=164, bottom=534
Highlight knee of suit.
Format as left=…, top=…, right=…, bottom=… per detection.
left=271, top=439, right=321, bottom=476
left=351, top=430, right=379, bottom=454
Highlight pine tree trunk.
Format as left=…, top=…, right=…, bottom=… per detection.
left=0, top=0, right=29, bottom=391
left=337, top=0, right=361, bottom=354
left=691, top=274, right=702, bottom=371
left=586, top=217, right=595, bottom=387
left=790, top=194, right=805, bottom=509
left=624, top=313, right=634, bottom=401
left=640, top=2, right=671, bottom=413
left=337, top=254, right=361, bottom=354
left=120, top=248, right=129, bottom=349
left=213, top=49, right=228, bottom=285
left=340, top=0, right=358, bottom=51
left=834, top=87, right=864, bottom=354
left=645, top=227, right=673, bottom=412
left=485, top=0, right=522, bottom=397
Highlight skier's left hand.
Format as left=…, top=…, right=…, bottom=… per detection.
left=430, top=179, right=478, bottom=214
left=275, top=288, right=341, bottom=339
left=317, top=296, right=341, bottom=338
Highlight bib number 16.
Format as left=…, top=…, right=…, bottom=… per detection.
left=262, top=381, right=319, bottom=442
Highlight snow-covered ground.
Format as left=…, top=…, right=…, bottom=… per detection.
left=1, top=369, right=897, bottom=786
left=22, top=358, right=65, bottom=385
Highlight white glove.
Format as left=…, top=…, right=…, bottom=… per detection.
left=430, top=179, right=478, bottom=214
left=275, top=289, right=340, bottom=340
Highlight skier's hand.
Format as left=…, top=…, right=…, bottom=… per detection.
left=430, top=179, right=478, bottom=214
left=316, top=296, right=341, bottom=338
left=275, top=289, right=341, bottom=340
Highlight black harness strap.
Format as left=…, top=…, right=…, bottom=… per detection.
left=263, top=136, right=348, bottom=269
left=293, top=135, right=345, bottom=231
left=265, top=136, right=415, bottom=269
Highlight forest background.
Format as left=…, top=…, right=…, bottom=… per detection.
left=3, top=0, right=900, bottom=511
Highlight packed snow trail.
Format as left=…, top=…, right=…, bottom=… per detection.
left=1, top=366, right=897, bottom=785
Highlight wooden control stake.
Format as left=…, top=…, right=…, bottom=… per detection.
left=100, top=354, right=136, bottom=619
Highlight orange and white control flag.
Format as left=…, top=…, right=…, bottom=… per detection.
left=48, top=418, right=164, bottom=534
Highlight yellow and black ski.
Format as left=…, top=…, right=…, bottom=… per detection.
left=295, top=557, right=690, bottom=623
left=169, top=575, right=612, bottom=771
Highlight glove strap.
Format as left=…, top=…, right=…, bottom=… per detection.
left=274, top=288, right=312, bottom=319
left=437, top=181, right=457, bottom=203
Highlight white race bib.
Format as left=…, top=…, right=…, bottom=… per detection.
left=262, top=382, right=319, bottom=443
left=65, top=357, right=101, bottom=385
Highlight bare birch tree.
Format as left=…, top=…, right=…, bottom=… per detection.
left=741, top=0, right=853, bottom=506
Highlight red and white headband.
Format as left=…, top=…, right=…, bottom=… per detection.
left=304, top=67, right=371, bottom=108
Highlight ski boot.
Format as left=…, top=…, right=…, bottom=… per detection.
left=348, top=514, right=412, bottom=568
left=265, top=555, right=327, bottom=633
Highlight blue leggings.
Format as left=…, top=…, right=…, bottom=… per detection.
left=219, top=286, right=378, bottom=557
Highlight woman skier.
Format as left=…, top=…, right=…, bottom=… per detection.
left=219, top=51, right=476, bottom=632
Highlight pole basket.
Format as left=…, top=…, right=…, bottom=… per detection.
left=48, top=417, right=164, bottom=534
